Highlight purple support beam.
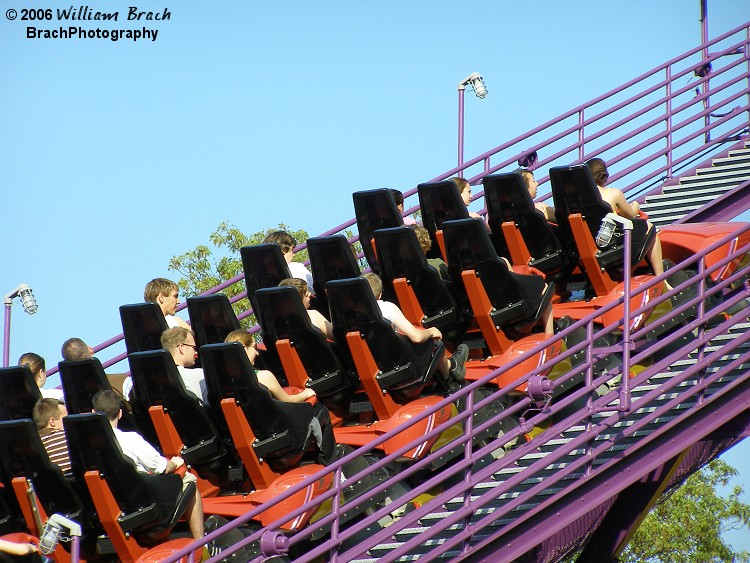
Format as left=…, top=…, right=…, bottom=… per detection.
left=576, top=454, right=685, bottom=562
left=461, top=378, right=750, bottom=562
left=678, top=178, right=750, bottom=224
left=2, top=303, right=10, bottom=367
left=458, top=86, right=465, bottom=173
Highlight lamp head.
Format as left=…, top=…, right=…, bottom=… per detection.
left=4, top=283, right=38, bottom=314
left=459, top=72, right=487, bottom=99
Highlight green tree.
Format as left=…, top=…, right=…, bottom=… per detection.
left=620, top=458, right=750, bottom=562
left=168, top=222, right=311, bottom=328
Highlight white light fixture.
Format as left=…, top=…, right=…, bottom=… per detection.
left=459, top=72, right=488, bottom=99
left=3, top=283, right=39, bottom=367
left=5, top=283, right=38, bottom=314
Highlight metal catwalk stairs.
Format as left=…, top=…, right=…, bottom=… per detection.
left=643, top=140, right=750, bottom=227
left=355, top=320, right=750, bottom=561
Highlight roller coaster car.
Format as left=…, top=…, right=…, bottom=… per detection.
left=254, top=286, right=359, bottom=419
left=548, top=165, right=667, bottom=330
left=657, top=222, right=750, bottom=284
left=0, top=367, right=41, bottom=422
left=417, top=179, right=470, bottom=262
left=442, top=218, right=568, bottom=391
left=127, top=350, right=242, bottom=493
left=352, top=188, right=405, bottom=275
left=0, top=418, right=111, bottom=561
left=325, top=278, right=460, bottom=459
left=307, top=234, right=363, bottom=317
left=254, top=285, right=460, bottom=461
left=373, top=226, right=468, bottom=338
left=483, top=171, right=577, bottom=287
left=119, top=303, right=169, bottom=354
left=58, top=358, right=137, bottom=431
left=0, top=415, right=203, bottom=563
left=185, top=294, right=241, bottom=349
left=199, top=342, right=388, bottom=532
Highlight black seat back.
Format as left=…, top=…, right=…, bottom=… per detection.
left=58, top=358, right=138, bottom=433
left=119, top=303, right=169, bottom=354
left=128, top=350, right=233, bottom=479
left=186, top=294, right=241, bottom=349
left=0, top=419, right=91, bottom=532
left=240, top=244, right=293, bottom=313
left=443, top=218, right=550, bottom=333
left=327, top=278, right=442, bottom=401
left=373, top=226, right=462, bottom=331
left=63, top=412, right=192, bottom=543
left=307, top=235, right=361, bottom=315
left=549, top=164, right=655, bottom=274
left=352, top=189, right=404, bottom=274
left=0, top=367, right=42, bottom=421
left=59, top=358, right=111, bottom=415
left=417, top=179, right=470, bottom=260
left=200, top=343, right=314, bottom=468
left=483, top=172, right=575, bottom=280
left=255, top=287, right=356, bottom=411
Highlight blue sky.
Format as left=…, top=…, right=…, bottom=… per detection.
left=1, top=0, right=748, bottom=552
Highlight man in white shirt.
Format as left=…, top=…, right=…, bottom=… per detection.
left=92, top=389, right=204, bottom=540
left=144, top=277, right=191, bottom=329
left=362, top=272, right=468, bottom=385
left=161, top=327, right=209, bottom=404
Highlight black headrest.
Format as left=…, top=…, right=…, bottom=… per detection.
left=119, top=303, right=169, bottom=354
left=307, top=235, right=361, bottom=309
left=0, top=366, right=43, bottom=421
left=484, top=172, right=537, bottom=223
left=550, top=164, right=612, bottom=238
left=58, top=358, right=111, bottom=415
left=240, top=244, right=293, bottom=310
left=186, top=294, right=241, bottom=349
left=352, top=189, right=404, bottom=273
left=417, top=180, right=470, bottom=232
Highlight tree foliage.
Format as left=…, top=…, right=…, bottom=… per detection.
left=167, top=222, right=311, bottom=327
left=620, top=458, right=750, bottom=562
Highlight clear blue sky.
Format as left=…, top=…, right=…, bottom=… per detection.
left=2, top=0, right=748, bottom=552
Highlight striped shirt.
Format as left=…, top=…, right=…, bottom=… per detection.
left=38, top=428, right=73, bottom=476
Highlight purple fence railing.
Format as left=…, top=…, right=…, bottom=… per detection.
left=70, top=21, right=749, bottom=377
left=50, top=20, right=750, bottom=562
left=161, top=213, right=750, bottom=563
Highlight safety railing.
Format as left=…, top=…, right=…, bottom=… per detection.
left=57, top=20, right=749, bottom=377
left=160, top=222, right=750, bottom=562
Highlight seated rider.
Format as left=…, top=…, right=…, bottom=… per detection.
left=412, top=225, right=451, bottom=281
left=223, top=330, right=341, bottom=466
left=92, top=389, right=205, bottom=540
left=278, top=278, right=334, bottom=340
left=389, top=188, right=417, bottom=225
left=144, top=278, right=191, bottom=329
left=362, top=273, right=468, bottom=384
left=517, top=168, right=556, bottom=222
left=263, top=231, right=315, bottom=294
left=33, top=398, right=72, bottom=476
left=586, top=158, right=666, bottom=279
left=161, top=327, right=209, bottom=404
left=18, top=352, right=64, bottom=402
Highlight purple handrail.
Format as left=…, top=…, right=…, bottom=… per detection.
left=160, top=219, right=750, bottom=562
left=65, top=20, right=750, bottom=562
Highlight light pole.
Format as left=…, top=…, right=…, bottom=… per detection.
left=3, top=283, right=38, bottom=367
left=457, top=72, right=487, bottom=174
